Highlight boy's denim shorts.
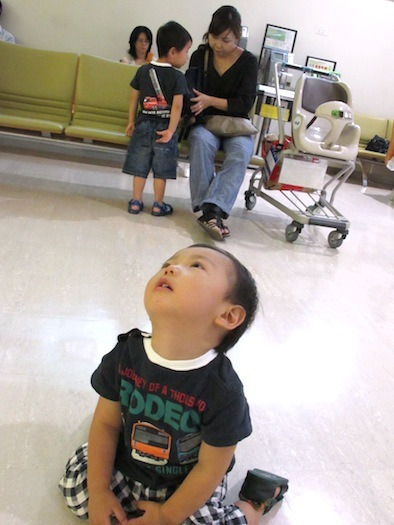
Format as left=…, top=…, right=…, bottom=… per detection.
left=122, top=119, right=178, bottom=180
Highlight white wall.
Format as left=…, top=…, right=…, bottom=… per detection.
left=2, top=0, right=393, bottom=117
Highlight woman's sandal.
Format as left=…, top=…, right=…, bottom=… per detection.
left=239, top=469, right=289, bottom=515
left=151, top=201, right=173, bottom=216
left=128, top=199, right=144, bottom=214
left=220, top=221, right=230, bottom=237
left=197, top=216, right=224, bottom=241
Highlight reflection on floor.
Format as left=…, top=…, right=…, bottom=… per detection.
left=0, top=151, right=393, bottom=525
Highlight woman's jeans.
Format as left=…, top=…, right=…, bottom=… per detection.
left=188, top=125, right=254, bottom=218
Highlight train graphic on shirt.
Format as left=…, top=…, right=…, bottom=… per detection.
left=141, top=68, right=170, bottom=115
left=143, top=95, right=168, bottom=111
left=131, top=422, right=172, bottom=465
left=176, top=432, right=202, bottom=464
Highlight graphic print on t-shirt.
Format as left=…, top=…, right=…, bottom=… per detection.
left=131, top=421, right=171, bottom=465
left=119, top=363, right=207, bottom=470
left=142, top=68, right=170, bottom=117
left=176, top=432, right=202, bottom=464
left=130, top=423, right=202, bottom=466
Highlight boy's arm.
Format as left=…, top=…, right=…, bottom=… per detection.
left=155, top=94, right=183, bottom=143
left=126, top=88, right=139, bottom=136
left=134, top=441, right=236, bottom=525
left=88, top=396, right=127, bottom=525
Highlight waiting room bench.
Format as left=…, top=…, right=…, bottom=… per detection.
left=64, top=54, right=138, bottom=145
left=0, top=41, right=78, bottom=135
left=354, top=113, right=393, bottom=189
left=0, top=41, right=265, bottom=179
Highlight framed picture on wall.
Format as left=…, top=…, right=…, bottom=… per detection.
left=306, top=56, right=337, bottom=73
left=262, top=24, right=297, bottom=52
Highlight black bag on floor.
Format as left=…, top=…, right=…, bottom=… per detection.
left=365, top=135, right=389, bottom=153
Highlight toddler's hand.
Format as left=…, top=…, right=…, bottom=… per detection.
left=127, top=501, right=162, bottom=524
left=156, top=129, right=173, bottom=143
left=88, top=489, right=127, bottom=525
left=125, top=123, right=135, bottom=137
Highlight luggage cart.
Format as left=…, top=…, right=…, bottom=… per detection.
left=245, top=62, right=360, bottom=248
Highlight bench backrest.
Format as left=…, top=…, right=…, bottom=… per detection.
left=71, top=54, right=137, bottom=128
left=354, top=113, right=390, bottom=146
left=0, top=41, right=78, bottom=128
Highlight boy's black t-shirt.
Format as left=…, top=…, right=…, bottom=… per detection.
left=91, top=329, right=252, bottom=489
left=131, top=62, right=189, bottom=121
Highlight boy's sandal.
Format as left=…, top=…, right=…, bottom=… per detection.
left=128, top=199, right=144, bottom=214
left=197, top=216, right=224, bottom=241
left=239, top=468, right=289, bottom=515
left=151, top=201, right=173, bottom=216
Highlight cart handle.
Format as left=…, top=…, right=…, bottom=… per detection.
left=281, top=62, right=340, bottom=81
left=274, top=62, right=286, bottom=145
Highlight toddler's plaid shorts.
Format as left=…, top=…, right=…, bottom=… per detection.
left=59, top=442, right=247, bottom=524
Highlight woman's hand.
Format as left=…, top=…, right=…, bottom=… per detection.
left=191, top=89, right=228, bottom=115
left=190, top=89, right=211, bottom=116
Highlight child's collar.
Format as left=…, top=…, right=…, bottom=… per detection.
left=143, top=336, right=217, bottom=371
left=150, top=60, right=172, bottom=68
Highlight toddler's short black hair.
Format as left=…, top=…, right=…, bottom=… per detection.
left=157, top=21, right=192, bottom=58
left=188, top=244, right=259, bottom=353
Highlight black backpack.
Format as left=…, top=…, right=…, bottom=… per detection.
left=365, top=135, right=389, bottom=153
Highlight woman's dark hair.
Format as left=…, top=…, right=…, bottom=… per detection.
left=128, top=26, right=153, bottom=59
left=187, top=244, right=259, bottom=353
left=157, top=21, right=192, bottom=57
left=203, top=5, right=242, bottom=42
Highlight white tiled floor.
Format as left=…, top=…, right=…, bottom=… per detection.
left=0, top=150, right=393, bottom=525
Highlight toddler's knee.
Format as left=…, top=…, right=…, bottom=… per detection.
left=59, top=479, right=89, bottom=519
left=59, top=455, right=89, bottom=519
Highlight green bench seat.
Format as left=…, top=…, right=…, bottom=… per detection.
left=0, top=41, right=78, bottom=134
left=355, top=113, right=393, bottom=162
left=64, top=54, right=138, bottom=146
left=354, top=113, right=393, bottom=188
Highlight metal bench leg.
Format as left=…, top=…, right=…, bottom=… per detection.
left=358, top=159, right=373, bottom=193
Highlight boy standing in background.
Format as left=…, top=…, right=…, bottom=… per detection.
left=122, top=21, right=191, bottom=217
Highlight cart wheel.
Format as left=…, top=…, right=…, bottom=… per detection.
left=285, top=222, right=302, bottom=242
left=328, top=230, right=344, bottom=248
left=245, top=191, right=256, bottom=210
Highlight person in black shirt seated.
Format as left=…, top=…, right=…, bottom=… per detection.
left=187, top=6, right=258, bottom=241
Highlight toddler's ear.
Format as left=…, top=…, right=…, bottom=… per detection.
left=215, top=304, right=246, bottom=331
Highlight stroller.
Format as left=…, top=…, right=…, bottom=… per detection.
left=245, top=62, right=360, bottom=248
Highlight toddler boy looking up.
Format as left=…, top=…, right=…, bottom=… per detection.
left=59, top=244, right=288, bottom=524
